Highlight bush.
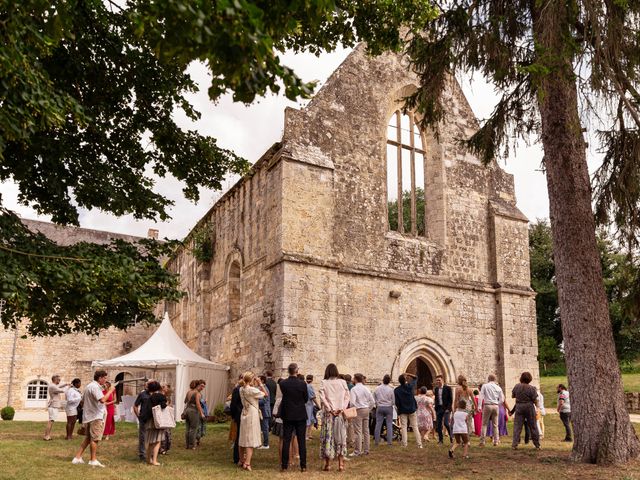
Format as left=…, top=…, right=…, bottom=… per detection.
left=1, top=406, right=15, bottom=420
left=211, top=403, right=228, bottom=423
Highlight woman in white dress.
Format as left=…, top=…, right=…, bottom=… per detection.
left=238, top=371, right=266, bottom=471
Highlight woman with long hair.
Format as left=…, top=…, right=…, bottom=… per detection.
left=238, top=371, right=267, bottom=471
left=453, top=375, right=476, bottom=434
left=102, top=381, right=117, bottom=439
left=184, top=380, right=205, bottom=449
left=318, top=363, right=350, bottom=472
left=145, top=380, right=168, bottom=465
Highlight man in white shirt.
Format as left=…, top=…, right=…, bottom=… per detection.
left=478, top=374, right=506, bottom=446
left=72, top=370, right=116, bottom=468
left=349, top=373, right=375, bottom=456
left=373, top=375, right=395, bottom=446
left=44, top=375, right=69, bottom=440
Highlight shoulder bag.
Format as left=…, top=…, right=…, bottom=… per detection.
left=152, top=404, right=176, bottom=429
left=342, top=407, right=357, bottom=420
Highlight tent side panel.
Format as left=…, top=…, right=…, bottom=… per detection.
left=186, top=365, right=229, bottom=412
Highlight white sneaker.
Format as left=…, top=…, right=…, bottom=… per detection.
left=262, top=445, right=270, bottom=449
left=71, top=457, right=84, bottom=465
left=88, top=460, right=105, bottom=468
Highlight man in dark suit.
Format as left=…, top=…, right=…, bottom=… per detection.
left=279, top=363, right=309, bottom=472
left=229, top=375, right=243, bottom=464
left=433, top=374, right=453, bottom=444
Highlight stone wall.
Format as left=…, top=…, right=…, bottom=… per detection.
left=273, top=45, right=538, bottom=392
left=163, top=145, right=286, bottom=383
left=0, top=323, right=151, bottom=410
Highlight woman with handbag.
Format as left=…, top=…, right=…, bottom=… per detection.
left=318, top=363, right=351, bottom=472
left=144, top=381, right=167, bottom=466
left=238, top=371, right=266, bottom=471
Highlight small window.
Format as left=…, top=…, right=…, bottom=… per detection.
left=25, top=379, right=48, bottom=408
left=386, top=111, right=426, bottom=236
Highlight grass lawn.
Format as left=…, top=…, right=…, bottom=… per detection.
left=540, top=374, right=640, bottom=407
left=1, top=417, right=640, bottom=479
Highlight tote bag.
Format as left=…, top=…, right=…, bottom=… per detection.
left=152, top=405, right=176, bottom=429
left=342, top=407, right=357, bottom=420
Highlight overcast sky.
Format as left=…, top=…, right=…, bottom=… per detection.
left=1, top=47, right=605, bottom=240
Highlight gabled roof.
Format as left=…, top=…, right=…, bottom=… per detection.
left=92, top=313, right=228, bottom=370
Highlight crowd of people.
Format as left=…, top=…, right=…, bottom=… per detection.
left=226, top=364, right=573, bottom=472
left=41, top=366, right=572, bottom=470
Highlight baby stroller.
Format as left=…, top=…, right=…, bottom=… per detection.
left=369, top=408, right=402, bottom=442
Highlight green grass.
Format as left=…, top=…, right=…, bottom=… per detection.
left=1, top=417, right=639, bottom=479
left=540, top=374, right=640, bottom=408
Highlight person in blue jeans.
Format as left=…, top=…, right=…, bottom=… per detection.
left=373, top=374, right=395, bottom=445
left=258, top=375, right=271, bottom=449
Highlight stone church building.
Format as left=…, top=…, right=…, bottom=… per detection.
left=165, top=45, right=538, bottom=393
left=0, top=46, right=538, bottom=412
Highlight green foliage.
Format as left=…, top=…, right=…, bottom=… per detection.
left=404, top=1, right=640, bottom=248
left=129, top=0, right=435, bottom=103
left=1, top=0, right=249, bottom=225
left=190, top=222, right=215, bottom=263
left=210, top=403, right=228, bottom=423
left=387, top=188, right=426, bottom=235
left=530, top=219, right=640, bottom=363
left=0, top=209, right=183, bottom=336
left=529, top=220, right=561, bottom=345
left=0, top=406, right=15, bottom=420
left=0, top=0, right=435, bottom=336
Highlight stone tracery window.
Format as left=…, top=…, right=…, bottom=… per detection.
left=386, top=110, right=426, bottom=236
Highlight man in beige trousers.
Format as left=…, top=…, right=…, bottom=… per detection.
left=479, top=374, right=507, bottom=446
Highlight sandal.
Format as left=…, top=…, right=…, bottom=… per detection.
left=242, top=464, right=252, bottom=471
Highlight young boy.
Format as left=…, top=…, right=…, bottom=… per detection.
left=449, top=399, right=470, bottom=459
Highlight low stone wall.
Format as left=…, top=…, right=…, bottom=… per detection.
left=626, top=392, right=640, bottom=413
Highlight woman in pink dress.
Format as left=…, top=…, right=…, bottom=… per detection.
left=102, top=381, right=117, bottom=438
left=473, top=388, right=482, bottom=436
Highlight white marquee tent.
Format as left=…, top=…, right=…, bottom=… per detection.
left=92, top=313, right=229, bottom=418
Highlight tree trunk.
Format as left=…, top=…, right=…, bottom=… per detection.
left=531, top=1, right=639, bottom=464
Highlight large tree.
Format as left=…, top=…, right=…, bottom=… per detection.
left=405, top=0, right=640, bottom=464
left=0, top=0, right=433, bottom=334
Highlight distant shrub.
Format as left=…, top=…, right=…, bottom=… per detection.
left=1, top=406, right=15, bottom=420
left=211, top=403, right=228, bottom=423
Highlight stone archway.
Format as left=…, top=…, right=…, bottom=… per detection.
left=391, top=337, right=456, bottom=387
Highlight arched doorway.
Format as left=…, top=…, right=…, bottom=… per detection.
left=392, top=337, right=456, bottom=388
left=405, top=357, right=434, bottom=390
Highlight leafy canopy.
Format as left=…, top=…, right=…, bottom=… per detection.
left=404, top=1, right=640, bottom=247
left=0, top=0, right=434, bottom=335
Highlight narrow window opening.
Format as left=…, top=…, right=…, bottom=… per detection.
left=386, top=111, right=426, bottom=236
left=228, top=261, right=241, bottom=322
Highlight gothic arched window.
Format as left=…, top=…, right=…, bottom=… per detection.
left=386, top=110, right=426, bottom=236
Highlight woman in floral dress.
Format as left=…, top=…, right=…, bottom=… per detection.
left=415, top=387, right=435, bottom=441
left=318, top=364, right=350, bottom=472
